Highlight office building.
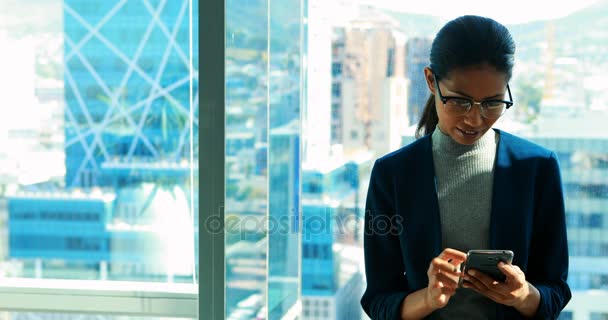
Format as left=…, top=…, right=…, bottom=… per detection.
left=330, top=8, right=409, bottom=158
left=8, top=0, right=198, bottom=280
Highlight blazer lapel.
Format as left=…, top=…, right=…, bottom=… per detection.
left=395, top=135, right=442, bottom=290
left=406, top=135, right=442, bottom=270
left=490, top=130, right=526, bottom=253
left=490, top=130, right=535, bottom=267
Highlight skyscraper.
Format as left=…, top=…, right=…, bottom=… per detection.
left=331, top=8, right=408, bottom=158
left=527, top=113, right=608, bottom=318
left=63, top=0, right=198, bottom=188
left=8, top=0, right=198, bottom=281
left=268, top=119, right=301, bottom=318
left=300, top=200, right=363, bottom=320
left=300, top=155, right=368, bottom=320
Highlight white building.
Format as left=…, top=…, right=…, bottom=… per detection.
left=332, top=8, right=409, bottom=158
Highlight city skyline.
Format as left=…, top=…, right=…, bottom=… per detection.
left=0, top=0, right=606, bottom=319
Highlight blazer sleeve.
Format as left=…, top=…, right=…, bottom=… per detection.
left=528, top=152, right=572, bottom=319
left=360, top=160, right=409, bottom=320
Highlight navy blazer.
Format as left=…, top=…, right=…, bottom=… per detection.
left=360, top=129, right=571, bottom=319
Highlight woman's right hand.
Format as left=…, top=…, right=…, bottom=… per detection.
left=425, top=248, right=467, bottom=310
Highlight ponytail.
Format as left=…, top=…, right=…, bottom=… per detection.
left=415, top=94, right=438, bottom=138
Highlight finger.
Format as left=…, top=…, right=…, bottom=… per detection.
left=461, top=279, right=479, bottom=291
left=464, top=272, right=510, bottom=300
left=498, top=262, right=526, bottom=286
left=427, top=258, right=439, bottom=277
left=466, top=269, right=499, bottom=287
left=429, top=270, right=459, bottom=292
left=464, top=270, right=491, bottom=291
left=497, top=261, right=519, bottom=279
left=447, top=258, right=464, bottom=273
left=438, top=248, right=467, bottom=263
left=432, top=257, right=462, bottom=275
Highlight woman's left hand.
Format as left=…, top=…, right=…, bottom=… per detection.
left=461, top=262, right=534, bottom=309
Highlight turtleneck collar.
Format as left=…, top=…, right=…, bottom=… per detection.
left=431, top=125, right=497, bottom=155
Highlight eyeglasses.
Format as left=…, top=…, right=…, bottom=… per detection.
left=434, top=74, right=513, bottom=119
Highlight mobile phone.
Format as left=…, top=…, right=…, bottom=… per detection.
left=459, top=250, right=514, bottom=286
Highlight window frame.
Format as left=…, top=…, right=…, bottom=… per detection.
left=0, top=278, right=197, bottom=317
left=200, top=0, right=225, bottom=318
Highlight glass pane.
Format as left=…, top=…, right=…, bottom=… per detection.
left=1, top=0, right=198, bottom=285
left=226, top=0, right=608, bottom=319
left=225, top=0, right=269, bottom=319
left=304, top=1, right=608, bottom=320
left=225, top=0, right=303, bottom=318
left=267, top=0, right=302, bottom=317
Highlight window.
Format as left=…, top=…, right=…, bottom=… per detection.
left=1, top=0, right=198, bottom=316
left=225, top=0, right=301, bottom=317
left=332, top=82, right=342, bottom=97
left=332, top=62, right=343, bottom=77
left=217, top=0, right=608, bottom=319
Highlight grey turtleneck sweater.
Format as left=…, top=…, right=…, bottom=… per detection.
left=430, top=126, right=500, bottom=319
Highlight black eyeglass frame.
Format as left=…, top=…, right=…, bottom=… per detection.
left=434, top=74, right=514, bottom=119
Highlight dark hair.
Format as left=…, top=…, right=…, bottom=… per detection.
left=415, top=15, right=516, bottom=138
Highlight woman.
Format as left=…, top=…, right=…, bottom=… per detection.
left=360, top=15, right=571, bottom=319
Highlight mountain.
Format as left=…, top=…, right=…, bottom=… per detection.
left=225, top=0, right=608, bottom=63
left=509, top=0, right=608, bottom=63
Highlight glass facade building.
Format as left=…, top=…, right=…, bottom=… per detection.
left=7, top=0, right=198, bottom=282
left=528, top=136, right=608, bottom=291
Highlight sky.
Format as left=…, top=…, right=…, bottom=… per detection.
left=355, top=0, right=603, bottom=24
